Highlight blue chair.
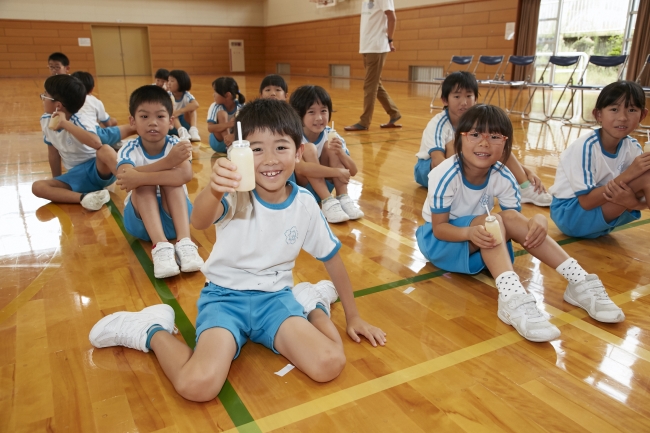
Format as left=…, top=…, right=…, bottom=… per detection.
left=520, top=55, right=583, bottom=121
left=429, top=55, right=474, bottom=109
left=475, top=55, right=506, bottom=95
left=561, top=54, right=628, bottom=124
left=484, top=55, right=536, bottom=115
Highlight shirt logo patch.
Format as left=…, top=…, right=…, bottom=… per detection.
left=285, top=226, right=299, bottom=244
left=479, top=193, right=491, bottom=208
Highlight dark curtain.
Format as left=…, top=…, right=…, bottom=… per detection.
left=626, top=0, right=650, bottom=85
left=513, top=0, right=541, bottom=81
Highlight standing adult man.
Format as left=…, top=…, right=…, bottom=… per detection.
left=345, top=0, right=402, bottom=131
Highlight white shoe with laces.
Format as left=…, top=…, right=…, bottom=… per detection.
left=81, top=190, right=110, bottom=211
left=152, top=241, right=180, bottom=278
left=188, top=126, right=201, bottom=142
left=520, top=184, right=552, bottom=207
left=292, top=280, right=339, bottom=317
left=337, top=194, right=364, bottom=219
left=175, top=237, right=204, bottom=272
left=89, top=304, right=176, bottom=353
left=498, top=293, right=561, bottom=342
left=564, top=275, right=625, bottom=323
left=321, top=197, right=349, bottom=223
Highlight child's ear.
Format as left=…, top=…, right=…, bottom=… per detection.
left=592, top=108, right=601, bottom=123
left=129, top=115, right=136, bottom=127
left=295, top=143, right=304, bottom=162
left=640, top=108, right=649, bottom=123
left=441, top=97, right=448, bottom=107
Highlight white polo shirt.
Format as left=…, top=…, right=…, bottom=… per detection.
left=359, top=0, right=394, bottom=54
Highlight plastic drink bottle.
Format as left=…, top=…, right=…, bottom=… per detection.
left=484, top=216, right=503, bottom=245
left=230, top=121, right=255, bottom=191
left=48, top=109, right=61, bottom=130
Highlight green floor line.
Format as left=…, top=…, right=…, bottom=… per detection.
left=107, top=200, right=260, bottom=433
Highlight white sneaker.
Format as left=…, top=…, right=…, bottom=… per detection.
left=498, top=293, right=561, bottom=342
left=337, top=194, right=364, bottom=220
left=520, top=184, right=552, bottom=207
left=89, top=304, right=176, bottom=353
left=188, top=126, right=201, bottom=142
left=152, top=242, right=180, bottom=278
left=81, top=190, right=110, bottom=211
left=177, top=127, right=190, bottom=141
left=292, top=280, right=339, bottom=316
left=175, top=237, right=204, bottom=272
left=321, top=197, right=349, bottom=223
left=564, top=275, right=625, bottom=323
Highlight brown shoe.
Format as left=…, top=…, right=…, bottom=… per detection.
left=380, top=116, right=402, bottom=128
left=344, top=123, right=368, bottom=131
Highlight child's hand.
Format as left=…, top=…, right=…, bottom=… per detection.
left=172, top=109, right=182, bottom=118
left=335, top=168, right=350, bottom=184
left=328, top=137, right=345, bottom=156
left=224, top=133, right=234, bottom=147
left=627, top=153, right=650, bottom=178
left=525, top=169, right=546, bottom=193
left=603, top=179, right=639, bottom=209
left=116, top=166, right=142, bottom=192
left=346, top=316, right=386, bottom=347
left=524, top=214, right=548, bottom=249
left=226, top=118, right=236, bottom=129
left=469, top=225, right=497, bottom=249
left=210, top=157, right=241, bottom=193
left=52, top=111, right=68, bottom=129
left=167, top=140, right=192, bottom=166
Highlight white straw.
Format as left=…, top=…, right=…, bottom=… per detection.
left=331, top=121, right=334, bottom=130
left=484, top=204, right=491, bottom=217
left=647, top=130, right=649, bottom=143
left=237, top=121, right=242, bottom=143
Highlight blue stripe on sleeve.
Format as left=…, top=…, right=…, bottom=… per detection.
left=581, top=134, right=598, bottom=190
left=432, top=162, right=459, bottom=209
left=433, top=112, right=449, bottom=151
left=494, top=165, right=521, bottom=212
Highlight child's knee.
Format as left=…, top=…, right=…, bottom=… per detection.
left=175, top=372, right=224, bottom=402
left=32, top=180, right=46, bottom=197
left=309, top=347, right=346, bottom=383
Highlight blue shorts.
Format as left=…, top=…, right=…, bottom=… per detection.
left=550, top=196, right=640, bottom=239
left=416, top=215, right=515, bottom=274
left=195, top=283, right=306, bottom=359
left=169, top=114, right=191, bottom=136
left=95, top=125, right=121, bottom=145
left=288, top=172, right=335, bottom=204
left=414, top=158, right=431, bottom=188
left=55, top=157, right=115, bottom=193
left=209, top=134, right=227, bottom=153
left=123, top=195, right=192, bottom=242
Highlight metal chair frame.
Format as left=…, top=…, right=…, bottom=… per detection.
left=429, top=55, right=474, bottom=109
left=484, top=55, right=536, bottom=115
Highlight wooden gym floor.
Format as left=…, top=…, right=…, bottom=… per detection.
left=1, top=74, right=650, bottom=433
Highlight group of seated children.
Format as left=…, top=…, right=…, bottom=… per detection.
left=32, top=56, right=650, bottom=398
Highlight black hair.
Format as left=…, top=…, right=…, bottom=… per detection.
left=453, top=104, right=513, bottom=173
left=70, top=71, right=94, bottom=94
left=441, top=71, right=479, bottom=102
left=44, top=75, right=86, bottom=114
left=48, top=52, right=69, bottom=66
left=168, top=70, right=191, bottom=92
left=594, top=80, right=646, bottom=111
left=235, top=99, right=303, bottom=149
left=129, top=85, right=174, bottom=116
left=259, top=74, right=288, bottom=94
left=289, top=85, right=333, bottom=122
left=154, top=68, right=170, bottom=80
left=213, top=77, right=246, bottom=104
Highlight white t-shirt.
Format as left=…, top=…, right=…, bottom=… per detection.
left=169, top=91, right=195, bottom=111
left=41, top=113, right=98, bottom=170
left=550, top=129, right=642, bottom=200
left=77, top=94, right=110, bottom=127
left=416, top=110, right=454, bottom=160
left=301, top=127, right=349, bottom=158
left=201, top=183, right=341, bottom=292
left=116, top=135, right=188, bottom=202
left=359, top=0, right=394, bottom=54
left=422, top=155, right=521, bottom=222
left=207, top=101, right=242, bottom=124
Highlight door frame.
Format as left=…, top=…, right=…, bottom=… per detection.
left=90, top=24, right=153, bottom=77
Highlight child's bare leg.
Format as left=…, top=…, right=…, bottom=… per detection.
left=32, top=179, right=82, bottom=203
left=504, top=155, right=528, bottom=185
left=150, top=327, right=236, bottom=402
left=302, top=145, right=333, bottom=201
left=321, top=148, right=348, bottom=196
left=306, top=308, right=343, bottom=345
left=173, top=118, right=182, bottom=130
left=160, top=186, right=190, bottom=240
left=96, top=145, right=118, bottom=176
left=118, top=124, right=137, bottom=139
left=469, top=214, right=515, bottom=277
left=131, top=186, right=167, bottom=244
left=274, top=316, right=345, bottom=382
left=187, top=110, right=197, bottom=127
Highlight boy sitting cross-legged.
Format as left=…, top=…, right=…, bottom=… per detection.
left=116, top=85, right=204, bottom=279
left=32, top=75, right=118, bottom=211
left=89, top=98, right=386, bottom=402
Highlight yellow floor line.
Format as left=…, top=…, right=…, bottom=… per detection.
left=226, top=282, right=650, bottom=433
left=355, top=218, right=417, bottom=249
left=0, top=204, right=72, bottom=325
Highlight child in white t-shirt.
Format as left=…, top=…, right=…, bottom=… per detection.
left=89, top=98, right=386, bottom=402
left=207, top=77, right=245, bottom=153
left=550, top=81, right=650, bottom=238
left=417, top=104, right=624, bottom=343
left=32, top=75, right=117, bottom=211
left=167, top=69, right=201, bottom=142
left=116, top=85, right=204, bottom=279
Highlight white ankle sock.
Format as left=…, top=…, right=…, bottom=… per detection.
left=556, top=257, right=587, bottom=284
left=495, top=271, right=526, bottom=300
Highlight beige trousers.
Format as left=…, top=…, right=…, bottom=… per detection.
left=360, top=52, right=401, bottom=127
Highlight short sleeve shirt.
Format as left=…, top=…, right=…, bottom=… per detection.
left=170, top=91, right=195, bottom=111
left=41, top=113, right=98, bottom=170
left=359, top=0, right=394, bottom=54
left=301, top=126, right=349, bottom=158
left=77, top=94, right=110, bottom=126
left=416, top=110, right=454, bottom=159
left=207, top=101, right=242, bottom=124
